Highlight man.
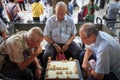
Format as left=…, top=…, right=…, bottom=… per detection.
left=0, top=27, right=44, bottom=80
left=43, top=1, right=82, bottom=66
left=105, top=0, right=120, bottom=31
left=79, top=22, right=120, bottom=80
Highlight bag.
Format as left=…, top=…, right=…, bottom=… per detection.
left=56, top=52, right=66, bottom=61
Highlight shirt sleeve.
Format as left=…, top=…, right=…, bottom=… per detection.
left=95, top=42, right=110, bottom=74
left=71, top=19, right=77, bottom=35
left=8, top=37, right=25, bottom=63
left=44, top=19, right=52, bottom=37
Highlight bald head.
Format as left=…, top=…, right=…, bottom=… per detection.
left=55, top=1, right=67, bottom=12
left=55, top=1, right=67, bottom=21
left=79, top=23, right=98, bottom=37
left=27, top=27, right=43, bottom=41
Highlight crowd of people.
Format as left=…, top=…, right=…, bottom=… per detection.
left=0, top=0, right=120, bottom=80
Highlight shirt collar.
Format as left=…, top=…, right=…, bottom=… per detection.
left=55, top=14, right=67, bottom=21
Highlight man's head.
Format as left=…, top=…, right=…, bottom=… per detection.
left=79, top=23, right=98, bottom=45
left=55, top=1, right=67, bottom=21
left=26, top=27, right=44, bottom=48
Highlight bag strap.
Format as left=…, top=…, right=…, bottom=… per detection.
left=8, top=4, right=17, bottom=21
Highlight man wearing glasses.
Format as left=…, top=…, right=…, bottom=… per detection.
left=79, top=22, right=120, bottom=80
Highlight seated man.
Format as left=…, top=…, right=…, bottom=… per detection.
left=43, top=1, right=82, bottom=66
left=0, top=27, right=44, bottom=80
left=79, top=22, right=120, bottom=80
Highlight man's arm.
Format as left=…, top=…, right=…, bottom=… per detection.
left=17, top=46, right=42, bottom=70
left=62, top=34, right=76, bottom=52
left=90, top=69, right=104, bottom=80
left=33, top=57, right=42, bottom=79
left=44, top=36, right=62, bottom=53
left=1, top=30, right=7, bottom=39
left=82, top=48, right=93, bottom=71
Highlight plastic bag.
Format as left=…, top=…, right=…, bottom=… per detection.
left=56, top=52, right=66, bottom=60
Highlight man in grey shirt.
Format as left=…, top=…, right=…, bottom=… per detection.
left=43, top=1, right=82, bottom=66
left=79, top=23, right=120, bottom=80
left=105, top=0, right=120, bottom=31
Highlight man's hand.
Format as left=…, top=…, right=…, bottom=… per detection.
left=62, top=43, right=69, bottom=52
left=82, top=61, right=91, bottom=72
left=33, top=46, right=42, bottom=56
left=53, top=43, right=62, bottom=53
left=35, top=68, right=42, bottom=80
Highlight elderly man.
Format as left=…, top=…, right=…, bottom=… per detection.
left=0, top=27, right=44, bottom=80
left=79, top=22, right=120, bottom=80
left=43, top=1, right=82, bottom=65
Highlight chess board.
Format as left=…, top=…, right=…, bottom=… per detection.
left=45, top=60, right=83, bottom=80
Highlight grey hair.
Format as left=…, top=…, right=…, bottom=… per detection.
left=55, top=1, right=67, bottom=11
left=26, top=27, right=43, bottom=41
left=80, top=23, right=98, bottom=37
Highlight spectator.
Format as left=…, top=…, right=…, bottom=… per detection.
left=17, top=0, right=27, bottom=11
left=72, top=0, right=79, bottom=9
left=32, top=0, right=44, bottom=22
left=43, top=1, right=82, bottom=66
left=6, top=0, right=20, bottom=22
left=99, top=0, right=105, bottom=9
left=79, top=23, right=120, bottom=80
left=82, top=0, right=99, bottom=23
left=68, top=0, right=73, bottom=17
left=45, top=0, right=53, bottom=19
left=0, top=0, right=9, bottom=25
left=0, top=18, right=8, bottom=42
left=0, top=27, right=44, bottom=80
left=104, top=0, right=120, bottom=31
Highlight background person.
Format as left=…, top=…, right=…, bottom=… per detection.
left=6, top=0, right=20, bottom=22
left=81, top=0, right=99, bottom=22
left=103, top=0, right=120, bottom=31
left=43, top=1, right=82, bottom=66
left=79, top=23, right=120, bottom=80
left=0, top=27, right=44, bottom=80
left=17, top=0, right=27, bottom=11
left=32, top=0, right=44, bottom=22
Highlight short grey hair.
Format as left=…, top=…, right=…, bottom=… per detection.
left=55, top=1, right=67, bottom=11
left=27, top=27, right=43, bottom=41
left=80, top=23, right=98, bottom=37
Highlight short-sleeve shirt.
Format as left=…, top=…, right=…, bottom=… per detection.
left=88, top=31, right=120, bottom=80
left=44, top=15, right=77, bottom=44
left=32, top=2, right=44, bottom=17
left=0, top=31, right=29, bottom=63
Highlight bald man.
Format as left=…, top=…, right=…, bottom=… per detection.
left=0, top=27, right=44, bottom=80
left=79, top=22, right=120, bottom=80
left=43, top=1, right=82, bottom=66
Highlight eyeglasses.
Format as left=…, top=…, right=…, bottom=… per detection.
left=81, top=35, right=90, bottom=40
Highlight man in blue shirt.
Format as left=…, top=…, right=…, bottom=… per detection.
left=43, top=1, right=82, bottom=66
left=79, top=22, right=120, bottom=80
